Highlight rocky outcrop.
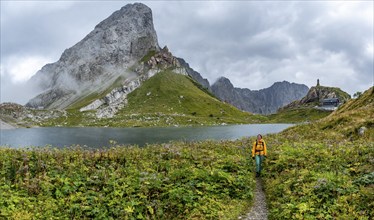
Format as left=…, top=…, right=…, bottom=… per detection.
left=0, top=102, right=27, bottom=118
left=26, top=3, right=160, bottom=109
left=0, top=102, right=64, bottom=126
left=147, top=46, right=180, bottom=69
left=143, top=46, right=187, bottom=77
left=95, top=83, right=134, bottom=119
left=80, top=77, right=142, bottom=118
left=281, top=85, right=351, bottom=110
left=211, top=77, right=309, bottom=114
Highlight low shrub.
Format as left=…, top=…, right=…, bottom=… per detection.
left=0, top=140, right=255, bottom=219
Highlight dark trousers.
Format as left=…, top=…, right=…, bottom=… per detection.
left=255, top=155, right=265, bottom=174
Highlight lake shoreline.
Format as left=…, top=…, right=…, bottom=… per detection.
left=1, top=124, right=293, bottom=148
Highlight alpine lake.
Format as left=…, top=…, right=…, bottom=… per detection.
left=0, top=124, right=293, bottom=148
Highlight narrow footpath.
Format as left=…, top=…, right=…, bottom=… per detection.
left=240, top=177, right=268, bottom=220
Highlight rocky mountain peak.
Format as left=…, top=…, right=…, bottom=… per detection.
left=213, top=77, right=234, bottom=88
left=27, top=3, right=160, bottom=109
left=95, top=3, right=153, bottom=30
left=211, top=78, right=309, bottom=114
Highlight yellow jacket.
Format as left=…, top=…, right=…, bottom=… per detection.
left=252, top=139, right=267, bottom=157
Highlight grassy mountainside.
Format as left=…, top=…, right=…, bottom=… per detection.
left=114, top=70, right=265, bottom=126
left=264, top=136, right=373, bottom=219
left=263, top=87, right=374, bottom=219
left=283, top=87, right=374, bottom=140
left=267, top=108, right=331, bottom=123
left=36, top=70, right=266, bottom=127
left=321, top=86, right=374, bottom=138
left=334, top=87, right=374, bottom=114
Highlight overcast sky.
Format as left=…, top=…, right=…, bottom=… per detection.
left=1, top=1, right=373, bottom=104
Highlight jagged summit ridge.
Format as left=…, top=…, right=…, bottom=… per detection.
left=27, top=3, right=160, bottom=109
left=177, top=58, right=210, bottom=89
left=211, top=77, right=309, bottom=114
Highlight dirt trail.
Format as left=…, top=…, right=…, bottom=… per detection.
left=240, top=177, right=268, bottom=220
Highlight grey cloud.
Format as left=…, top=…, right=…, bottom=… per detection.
left=1, top=1, right=373, bottom=104
left=153, top=1, right=373, bottom=94
left=1, top=1, right=127, bottom=59
left=0, top=73, right=41, bottom=104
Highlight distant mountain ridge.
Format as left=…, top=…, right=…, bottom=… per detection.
left=211, top=77, right=309, bottom=114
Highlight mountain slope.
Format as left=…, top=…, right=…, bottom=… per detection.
left=282, top=86, right=373, bottom=140
left=211, top=77, right=309, bottom=114
left=267, top=108, right=331, bottom=123
left=121, top=70, right=249, bottom=117
left=321, top=86, right=373, bottom=138
left=263, top=88, right=373, bottom=219
left=113, top=70, right=265, bottom=126
left=333, top=87, right=373, bottom=114
left=37, top=70, right=266, bottom=127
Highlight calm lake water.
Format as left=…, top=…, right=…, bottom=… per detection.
left=0, top=124, right=292, bottom=148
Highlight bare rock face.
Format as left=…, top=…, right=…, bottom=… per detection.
left=81, top=77, right=142, bottom=118
left=26, top=87, right=76, bottom=109
left=211, top=77, right=309, bottom=114
left=26, top=3, right=160, bottom=109
left=281, top=85, right=351, bottom=110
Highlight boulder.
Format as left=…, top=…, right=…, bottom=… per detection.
left=358, top=127, right=367, bottom=136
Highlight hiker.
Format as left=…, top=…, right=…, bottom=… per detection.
left=252, top=134, right=267, bottom=177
